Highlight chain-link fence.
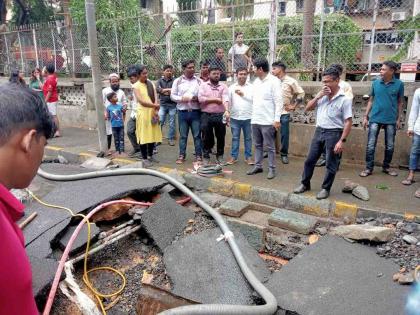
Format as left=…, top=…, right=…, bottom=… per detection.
left=0, top=0, right=418, bottom=80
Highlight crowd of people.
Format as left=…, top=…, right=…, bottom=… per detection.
left=98, top=54, right=419, bottom=200
left=6, top=31, right=419, bottom=200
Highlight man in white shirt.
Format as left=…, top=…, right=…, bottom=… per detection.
left=227, top=67, right=254, bottom=165
left=402, top=88, right=420, bottom=198
left=102, top=73, right=127, bottom=153
left=228, top=32, right=251, bottom=76
left=126, top=65, right=141, bottom=157
left=247, top=58, right=283, bottom=180
left=294, top=67, right=353, bottom=199
left=316, top=63, right=353, bottom=167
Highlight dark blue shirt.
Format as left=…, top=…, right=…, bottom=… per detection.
left=369, top=77, right=404, bottom=124
left=107, top=103, right=124, bottom=128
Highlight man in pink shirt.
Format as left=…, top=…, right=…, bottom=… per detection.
left=0, top=83, right=54, bottom=314
left=198, top=65, right=230, bottom=165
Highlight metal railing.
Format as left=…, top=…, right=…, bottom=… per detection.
left=0, top=0, right=418, bottom=80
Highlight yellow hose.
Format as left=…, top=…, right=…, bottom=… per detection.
left=26, top=190, right=126, bottom=314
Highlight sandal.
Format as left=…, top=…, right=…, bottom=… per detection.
left=359, top=170, right=372, bottom=177
left=401, top=178, right=415, bottom=186
left=176, top=156, right=185, bottom=164
left=382, top=168, right=398, bottom=176
left=415, top=189, right=420, bottom=199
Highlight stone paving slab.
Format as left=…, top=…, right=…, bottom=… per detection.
left=163, top=228, right=270, bottom=305
left=219, top=198, right=250, bottom=217
left=24, top=163, right=166, bottom=246
left=142, top=193, right=194, bottom=251
left=266, top=235, right=410, bottom=315
left=196, top=192, right=228, bottom=208
left=268, top=208, right=318, bottom=235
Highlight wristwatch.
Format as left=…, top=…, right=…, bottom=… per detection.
left=341, top=138, right=347, bottom=143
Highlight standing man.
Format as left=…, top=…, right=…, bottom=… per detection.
left=170, top=59, right=202, bottom=164
left=359, top=60, right=404, bottom=177
left=43, top=63, right=60, bottom=137
left=0, top=84, right=54, bottom=315
left=102, top=73, right=127, bottom=153
left=271, top=61, right=305, bottom=164
left=198, top=65, right=230, bottom=166
left=126, top=65, right=141, bottom=157
left=227, top=67, right=254, bottom=165
left=157, top=65, right=177, bottom=146
left=247, top=58, right=283, bottom=180
left=199, top=60, right=210, bottom=83
left=316, top=63, right=353, bottom=167
left=293, top=67, right=353, bottom=199
left=402, top=88, right=420, bottom=198
left=228, top=32, right=251, bottom=77
left=211, top=47, right=227, bottom=81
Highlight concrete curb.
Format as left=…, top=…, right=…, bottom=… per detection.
left=44, top=146, right=420, bottom=224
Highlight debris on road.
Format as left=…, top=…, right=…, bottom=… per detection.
left=331, top=224, right=394, bottom=242
left=352, top=185, right=370, bottom=201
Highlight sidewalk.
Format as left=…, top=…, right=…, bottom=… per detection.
left=45, top=127, right=420, bottom=217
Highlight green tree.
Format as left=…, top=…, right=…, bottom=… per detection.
left=390, top=14, right=420, bottom=62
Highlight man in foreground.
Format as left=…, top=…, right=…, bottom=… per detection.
left=0, top=83, right=55, bottom=314
left=294, top=67, right=352, bottom=199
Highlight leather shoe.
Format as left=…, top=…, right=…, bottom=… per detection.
left=267, top=169, right=276, bottom=179
left=281, top=156, right=289, bottom=164
left=293, top=184, right=310, bottom=194
left=316, top=189, right=330, bottom=200
left=247, top=167, right=263, bottom=175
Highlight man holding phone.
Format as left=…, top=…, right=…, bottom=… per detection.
left=227, top=67, right=254, bottom=165
left=293, top=67, right=352, bottom=199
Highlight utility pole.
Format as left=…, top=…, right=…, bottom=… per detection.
left=85, top=0, right=107, bottom=154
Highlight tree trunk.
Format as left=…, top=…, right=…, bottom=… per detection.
left=301, top=0, right=316, bottom=69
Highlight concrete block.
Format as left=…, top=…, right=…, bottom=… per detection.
left=249, top=186, right=288, bottom=208
left=330, top=224, right=395, bottom=242
left=331, top=201, right=358, bottom=222
left=196, top=192, right=228, bottom=208
left=183, top=173, right=210, bottom=191
left=219, top=198, right=250, bottom=217
left=286, top=193, right=331, bottom=217
left=268, top=208, right=318, bottom=235
left=208, top=178, right=235, bottom=196
left=80, top=157, right=112, bottom=170
left=227, top=217, right=266, bottom=251
left=232, top=182, right=252, bottom=199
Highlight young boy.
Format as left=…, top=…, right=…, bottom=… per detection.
left=105, top=92, right=126, bottom=156
left=0, top=83, right=54, bottom=314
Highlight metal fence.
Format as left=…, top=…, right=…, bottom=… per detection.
left=0, top=0, right=418, bottom=80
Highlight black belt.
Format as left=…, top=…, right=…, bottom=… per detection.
left=316, top=127, right=343, bottom=132
left=178, top=109, right=200, bottom=112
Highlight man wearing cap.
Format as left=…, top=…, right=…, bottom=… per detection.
left=102, top=73, right=127, bottom=153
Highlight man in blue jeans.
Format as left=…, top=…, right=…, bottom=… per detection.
left=227, top=67, right=254, bottom=165
left=360, top=61, right=405, bottom=177
left=271, top=61, right=305, bottom=164
left=170, top=59, right=202, bottom=164
left=157, top=64, right=177, bottom=146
